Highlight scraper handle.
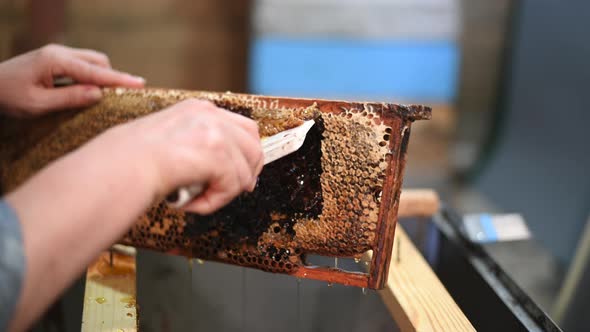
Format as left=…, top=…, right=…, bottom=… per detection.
left=165, top=184, right=205, bottom=208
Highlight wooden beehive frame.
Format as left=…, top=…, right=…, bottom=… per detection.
left=0, top=88, right=431, bottom=289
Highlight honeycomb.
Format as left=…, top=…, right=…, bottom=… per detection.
left=0, top=88, right=431, bottom=288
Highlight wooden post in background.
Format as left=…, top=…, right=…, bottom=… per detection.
left=182, top=0, right=252, bottom=92
left=11, top=0, right=67, bottom=55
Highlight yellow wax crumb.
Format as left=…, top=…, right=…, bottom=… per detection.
left=120, top=296, right=136, bottom=308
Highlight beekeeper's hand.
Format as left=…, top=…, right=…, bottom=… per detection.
left=0, top=44, right=144, bottom=117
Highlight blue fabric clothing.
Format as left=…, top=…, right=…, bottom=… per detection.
left=0, top=200, right=25, bottom=331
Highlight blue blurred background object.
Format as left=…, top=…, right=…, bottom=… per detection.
left=250, top=38, right=458, bottom=102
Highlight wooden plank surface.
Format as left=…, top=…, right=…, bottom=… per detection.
left=81, top=248, right=138, bottom=332
left=366, top=226, right=475, bottom=332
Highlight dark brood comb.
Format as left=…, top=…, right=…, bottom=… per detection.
left=0, top=88, right=430, bottom=289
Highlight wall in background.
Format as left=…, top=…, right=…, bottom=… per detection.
left=477, top=0, right=590, bottom=266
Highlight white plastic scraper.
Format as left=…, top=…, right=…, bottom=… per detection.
left=166, top=120, right=316, bottom=208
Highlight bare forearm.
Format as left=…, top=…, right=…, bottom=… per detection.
left=2, top=97, right=262, bottom=331
left=5, top=132, right=153, bottom=331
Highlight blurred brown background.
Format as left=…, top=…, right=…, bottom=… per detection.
left=1, top=0, right=250, bottom=91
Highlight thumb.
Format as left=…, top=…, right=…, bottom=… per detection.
left=38, top=85, right=103, bottom=111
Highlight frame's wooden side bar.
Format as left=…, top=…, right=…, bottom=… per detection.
left=81, top=247, right=138, bottom=332
left=369, top=120, right=410, bottom=289
left=365, top=225, right=475, bottom=332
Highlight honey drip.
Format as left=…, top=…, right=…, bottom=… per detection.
left=241, top=268, right=247, bottom=331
